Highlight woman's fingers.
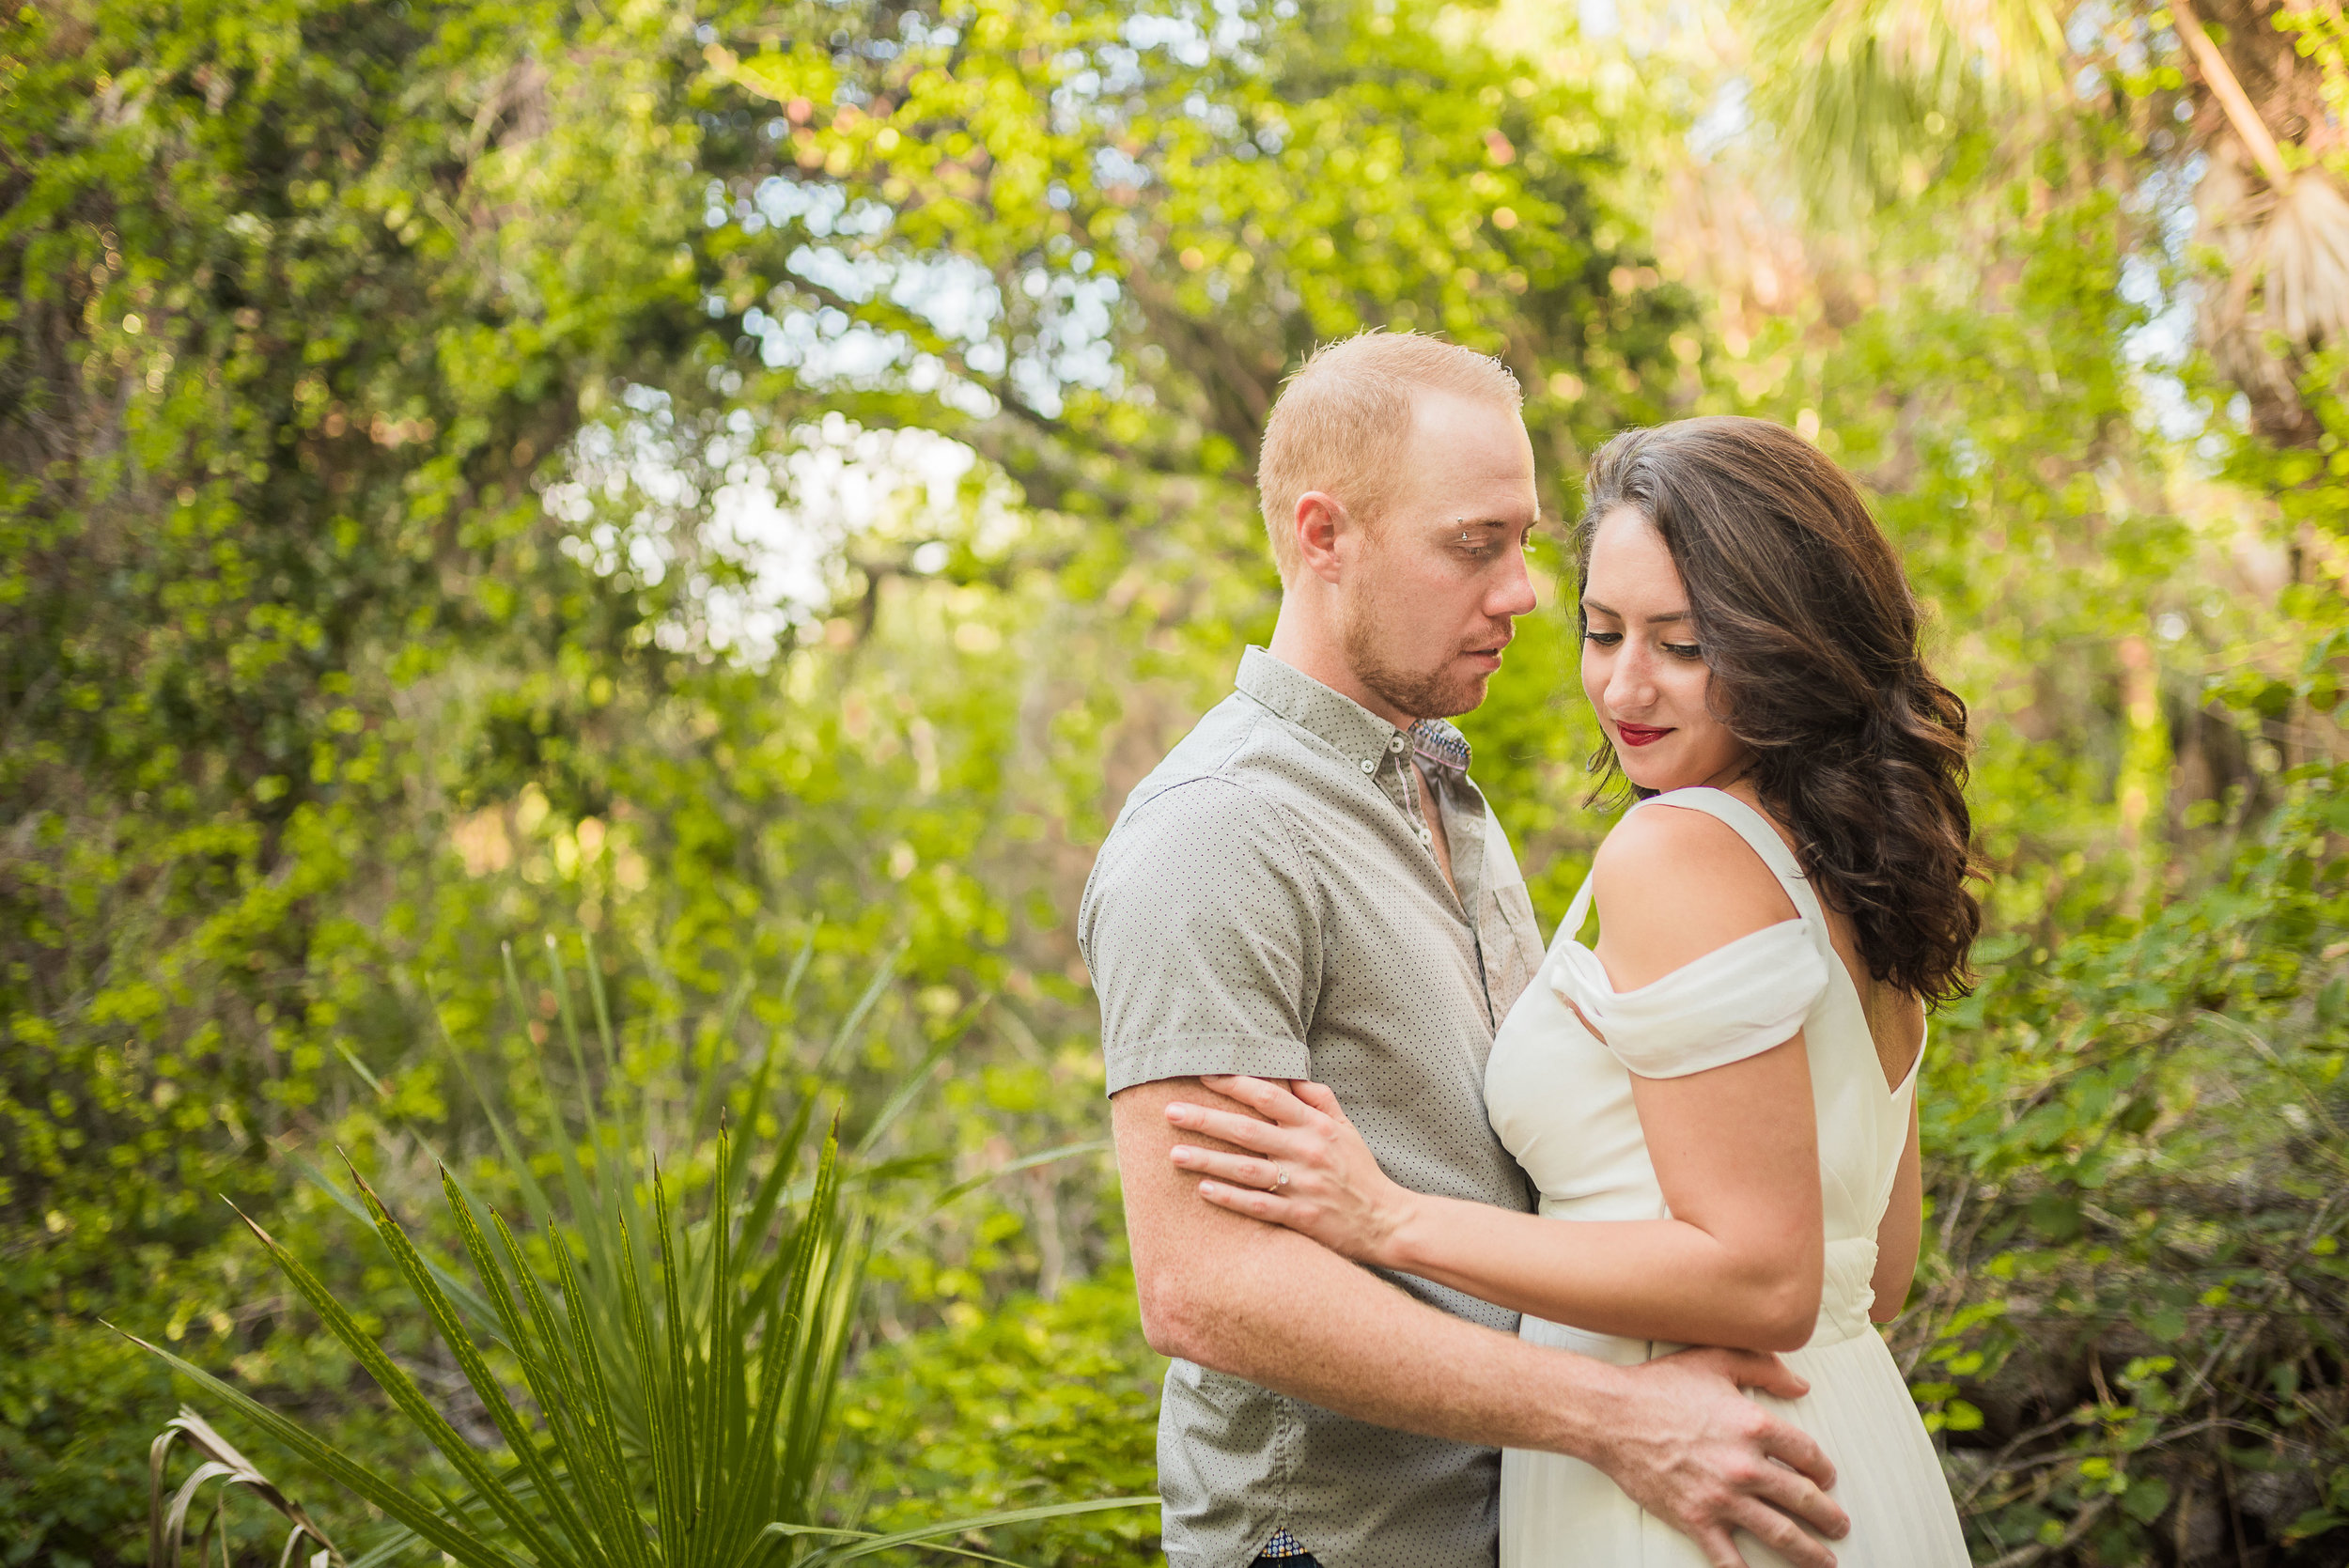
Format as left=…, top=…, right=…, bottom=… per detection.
left=1199, top=1074, right=1316, bottom=1125
left=1290, top=1079, right=1347, bottom=1121
left=1165, top=1099, right=1289, bottom=1153
left=1171, top=1143, right=1286, bottom=1190
left=1195, top=1177, right=1299, bottom=1224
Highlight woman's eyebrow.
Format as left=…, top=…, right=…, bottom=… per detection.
left=1579, top=597, right=1689, bottom=624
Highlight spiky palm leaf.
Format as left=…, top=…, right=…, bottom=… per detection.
left=130, top=937, right=1150, bottom=1565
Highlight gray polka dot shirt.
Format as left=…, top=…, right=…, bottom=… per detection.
left=1080, top=646, right=1546, bottom=1568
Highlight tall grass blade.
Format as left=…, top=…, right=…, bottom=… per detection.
left=541, top=1217, right=658, bottom=1568
left=852, top=1001, right=984, bottom=1159
left=755, top=1497, right=1159, bottom=1566
left=816, top=942, right=904, bottom=1076
left=882, top=1141, right=1110, bottom=1250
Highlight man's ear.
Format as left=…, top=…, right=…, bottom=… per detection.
left=1293, top=491, right=1349, bottom=585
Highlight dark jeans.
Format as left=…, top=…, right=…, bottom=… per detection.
left=1248, top=1558, right=1322, bottom=1568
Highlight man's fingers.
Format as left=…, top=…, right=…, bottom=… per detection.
left=1689, top=1525, right=1752, bottom=1568
left=1166, top=1101, right=1286, bottom=1152
left=1719, top=1497, right=1836, bottom=1568
left=1730, top=1447, right=1847, bottom=1545
left=1753, top=1416, right=1840, bottom=1502
left=1716, top=1349, right=1810, bottom=1402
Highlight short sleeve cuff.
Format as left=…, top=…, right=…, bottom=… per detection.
left=1546, top=921, right=1829, bottom=1079
left=1103, top=1032, right=1316, bottom=1095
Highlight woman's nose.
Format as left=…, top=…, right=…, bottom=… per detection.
left=1606, top=648, right=1655, bottom=711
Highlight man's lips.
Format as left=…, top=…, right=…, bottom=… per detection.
left=1615, top=722, right=1672, bottom=748
left=1462, top=635, right=1512, bottom=671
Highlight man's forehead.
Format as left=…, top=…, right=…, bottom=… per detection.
left=1405, top=384, right=1528, bottom=432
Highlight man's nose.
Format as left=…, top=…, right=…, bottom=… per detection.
left=1490, top=552, right=1538, bottom=618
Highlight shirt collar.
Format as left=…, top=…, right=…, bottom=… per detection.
left=1407, top=716, right=1473, bottom=776
left=1234, top=647, right=1475, bottom=774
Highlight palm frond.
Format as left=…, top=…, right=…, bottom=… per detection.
left=1745, top=0, right=2071, bottom=216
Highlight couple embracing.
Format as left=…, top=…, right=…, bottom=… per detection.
left=1078, top=332, right=1977, bottom=1568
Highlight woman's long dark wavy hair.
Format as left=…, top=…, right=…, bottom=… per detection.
left=1577, top=416, right=1985, bottom=1005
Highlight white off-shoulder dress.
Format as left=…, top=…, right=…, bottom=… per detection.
left=1486, top=787, right=1968, bottom=1566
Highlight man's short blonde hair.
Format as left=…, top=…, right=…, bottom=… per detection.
left=1255, top=330, right=1524, bottom=581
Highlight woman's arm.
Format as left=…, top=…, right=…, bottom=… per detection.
left=1870, top=1100, right=1922, bottom=1322
left=1173, top=805, right=1828, bottom=1354
left=1176, top=1045, right=1824, bottom=1352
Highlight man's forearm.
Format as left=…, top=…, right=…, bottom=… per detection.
left=1164, top=1217, right=1633, bottom=1456
left=1115, top=1078, right=1625, bottom=1457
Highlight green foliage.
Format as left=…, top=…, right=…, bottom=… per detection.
left=843, top=1268, right=1162, bottom=1567
left=9, top=0, right=2349, bottom=1561
left=1907, top=767, right=2349, bottom=1557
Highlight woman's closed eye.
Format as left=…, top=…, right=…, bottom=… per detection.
left=1581, top=629, right=1703, bottom=660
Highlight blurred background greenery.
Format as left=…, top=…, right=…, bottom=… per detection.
left=6, top=0, right=2348, bottom=1561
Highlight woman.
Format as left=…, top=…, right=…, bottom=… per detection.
left=1164, top=416, right=1979, bottom=1566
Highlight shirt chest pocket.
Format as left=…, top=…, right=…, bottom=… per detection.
left=1480, top=880, right=1541, bottom=1016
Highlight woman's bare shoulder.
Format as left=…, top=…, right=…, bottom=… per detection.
left=1590, top=802, right=1801, bottom=988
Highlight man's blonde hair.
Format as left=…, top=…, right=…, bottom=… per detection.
left=1255, top=330, right=1524, bottom=582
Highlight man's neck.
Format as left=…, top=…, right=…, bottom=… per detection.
left=1265, top=606, right=1421, bottom=731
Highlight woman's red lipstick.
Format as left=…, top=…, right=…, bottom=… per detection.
left=1615, top=722, right=1672, bottom=748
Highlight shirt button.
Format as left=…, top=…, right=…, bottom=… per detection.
left=1360, top=757, right=1377, bottom=773
left=1417, top=827, right=1433, bottom=846
left=1388, top=735, right=1406, bottom=753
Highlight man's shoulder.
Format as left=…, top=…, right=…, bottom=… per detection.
left=1082, top=699, right=1318, bottom=912
left=1111, top=691, right=1297, bottom=831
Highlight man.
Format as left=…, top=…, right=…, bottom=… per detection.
left=1077, top=332, right=1852, bottom=1568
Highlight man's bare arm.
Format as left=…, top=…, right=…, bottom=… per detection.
left=1123, top=1078, right=1605, bottom=1445
left=1115, top=1078, right=1852, bottom=1568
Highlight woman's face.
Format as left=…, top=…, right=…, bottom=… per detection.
left=1579, top=505, right=1750, bottom=793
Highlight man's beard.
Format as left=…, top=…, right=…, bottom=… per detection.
left=1340, top=598, right=1486, bottom=722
